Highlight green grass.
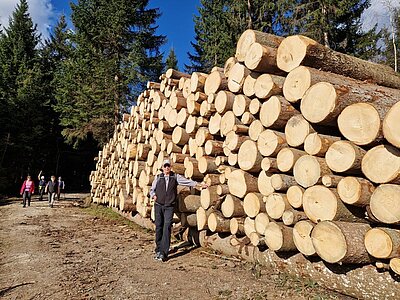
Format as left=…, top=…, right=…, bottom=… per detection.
left=82, top=204, right=150, bottom=233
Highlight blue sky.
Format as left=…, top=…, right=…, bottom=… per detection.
left=0, top=0, right=395, bottom=69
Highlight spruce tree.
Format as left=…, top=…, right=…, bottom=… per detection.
left=281, top=0, right=380, bottom=59
left=382, top=8, right=400, bottom=71
left=54, top=0, right=165, bottom=147
left=0, top=0, right=47, bottom=188
left=165, top=47, right=179, bottom=71
left=186, top=0, right=281, bottom=72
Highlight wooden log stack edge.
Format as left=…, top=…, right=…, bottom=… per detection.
left=90, top=30, right=400, bottom=300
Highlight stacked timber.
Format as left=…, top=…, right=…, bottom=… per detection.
left=89, top=29, right=400, bottom=299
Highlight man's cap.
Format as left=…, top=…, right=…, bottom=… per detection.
left=163, top=159, right=171, bottom=166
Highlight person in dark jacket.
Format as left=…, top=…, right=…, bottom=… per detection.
left=149, top=159, right=208, bottom=262
left=38, top=171, right=46, bottom=201
left=45, top=175, right=58, bottom=208
left=20, top=175, right=35, bottom=208
left=57, top=176, right=65, bottom=200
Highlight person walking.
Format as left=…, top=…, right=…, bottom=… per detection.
left=149, top=159, right=208, bottom=262
left=20, top=175, right=35, bottom=208
left=37, top=171, right=46, bottom=201
left=45, top=175, right=58, bottom=208
left=57, top=176, right=65, bottom=200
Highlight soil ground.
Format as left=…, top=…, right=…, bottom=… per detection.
left=0, top=194, right=351, bottom=300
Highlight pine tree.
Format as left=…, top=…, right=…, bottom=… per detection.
left=165, top=47, right=179, bottom=71
left=281, top=0, right=380, bottom=59
left=186, top=0, right=281, bottom=72
left=186, top=0, right=236, bottom=73
left=53, top=0, right=165, bottom=147
left=0, top=0, right=47, bottom=189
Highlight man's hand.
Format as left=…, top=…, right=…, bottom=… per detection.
left=199, top=183, right=208, bottom=189
left=153, top=195, right=157, bottom=201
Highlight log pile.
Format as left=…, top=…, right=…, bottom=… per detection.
left=90, top=29, right=400, bottom=299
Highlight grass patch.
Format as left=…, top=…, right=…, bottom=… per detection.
left=82, top=204, right=150, bottom=233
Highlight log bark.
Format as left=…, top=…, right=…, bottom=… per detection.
left=204, top=70, right=228, bottom=96
left=271, top=174, right=297, bottom=192
left=276, top=35, right=400, bottom=89
left=311, top=221, right=372, bottom=264
left=361, top=145, right=400, bottom=184
left=304, top=133, right=340, bottom=157
left=221, top=194, right=245, bottom=218
left=337, top=176, right=375, bottom=207
left=254, top=74, right=285, bottom=99
left=181, top=213, right=197, bottom=227
left=244, top=43, right=285, bottom=75
left=243, top=192, right=265, bottom=218
left=282, top=209, right=308, bottom=226
left=200, top=185, right=220, bottom=209
left=325, top=140, right=366, bottom=173
left=228, top=63, right=251, bottom=93
left=365, top=227, right=400, bottom=259
left=259, top=96, right=299, bottom=130
left=208, top=211, right=231, bottom=232
left=235, top=29, right=283, bottom=62
left=264, top=222, right=296, bottom=252
left=321, top=174, right=344, bottom=188
left=276, top=147, right=306, bottom=173
left=228, top=169, right=259, bottom=198
left=303, top=185, right=366, bottom=223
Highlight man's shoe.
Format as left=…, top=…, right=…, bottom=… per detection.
left=154, top=252, right=162, bottom=261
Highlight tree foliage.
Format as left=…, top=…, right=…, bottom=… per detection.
left=53, top=0, right=165, bottom=147
left=165, top=47, right=179, bottom=71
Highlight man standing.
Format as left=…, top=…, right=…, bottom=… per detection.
left=150, top=159, right=207, bottom=262
left=57, top=177, right=65, bottom=200
left=45, top=175, right=58, bottom=208
left=38, top=171, right=46, bottom=201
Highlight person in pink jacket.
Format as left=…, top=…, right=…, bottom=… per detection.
left=20, top=175, right=35, bottom=208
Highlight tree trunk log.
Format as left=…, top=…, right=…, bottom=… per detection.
left=284, top=115, right=315, bottom=148
left=311, top=221, right=372, bottom=264
left=265, top=193, right=291, bottom=220
left=277, top=35, right=400, bottom=89
left=365, top=227, right=400, bottom=259
left=243, top=192, right=265, bottom=218
left=254, top=74, right=285, bottom=99
left=370, top=184, right=400, bottom=224
left=304, top=133, right=340, bottom=157
left=361, top=145, right=400, bottom=184
left=337, top=176, right=375, bottom=207
left=264, top=222, right=296, bottom=251
left=221, top=194, right=245, bottom=218
left=293, top=155, right=331, bottom=188
left=303, top=185, right=366, bottom=223
left=293, top=220, right=316, bottom=256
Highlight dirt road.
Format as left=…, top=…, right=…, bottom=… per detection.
left=0, top=195, right=346, bottom=300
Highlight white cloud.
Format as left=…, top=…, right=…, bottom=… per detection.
left=361, top=0, right=400, bottom=31
left=0, top=0, right=56, bottom=40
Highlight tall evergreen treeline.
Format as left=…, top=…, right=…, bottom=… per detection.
left=0, top=0, right=165, bottom=193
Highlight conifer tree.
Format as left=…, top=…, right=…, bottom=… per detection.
left=165, top=47, right=179, bottom=71
left=54, top=0, right=165, bottom=147
left=280, top=0, right=380, bottom=59
left=382, top=7, right=400, bottom=71
left=0, top=0, right=47, bottom=187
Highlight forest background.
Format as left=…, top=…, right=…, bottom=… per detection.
left=0, top=0, right=399, bottom=194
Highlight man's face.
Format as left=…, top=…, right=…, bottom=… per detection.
left=163, top=164, right=171, bottom=175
